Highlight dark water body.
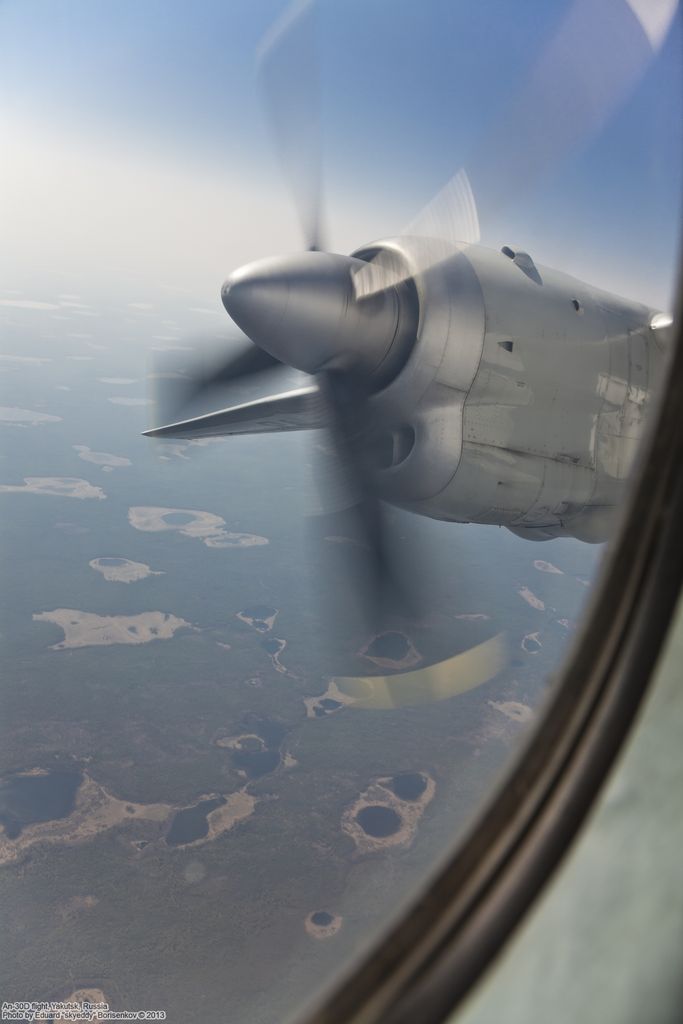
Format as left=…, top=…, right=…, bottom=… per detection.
left=242, top=713, right=287, bottom=750
left=98, top=557, right=127, bottom=566
left=314, top=698, right=342, bottom=716
left=230, top=714, right=286, bottom=776
left=166, top=797, right=225, bottom=846
left=236, top=736, right=263, bottom=752
left=366, top=632, right=409, bottom=661
left=261, top=637, right=285, bottom=655
left=356, top=805, right=402, bottom=838
left=389, top=773, right=427, bottom=801
left=311, top=911, right=333, bottom=927
left=240, top=604, right=277, bottom=633
left=0, top=770, right=82, bottom=839
left=162, top=512, right=197, bottom=526
left=232, top=748, right=281, bottom=778
left=524, top=637, right=542, bottom=653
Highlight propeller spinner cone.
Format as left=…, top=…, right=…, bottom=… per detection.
left=222, top=251, right=416, bottom=383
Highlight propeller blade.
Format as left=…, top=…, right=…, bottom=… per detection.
left=150, top=337, right=284, bottom=425
left=317, top=370, right=415, bottom=627
left=207, top=341, right=282, bottom=383
left=257, top=0, right=325, bottom=251
left=144, top=385, right=327, bottom=440
left=353, top=0, right=679, bottom=297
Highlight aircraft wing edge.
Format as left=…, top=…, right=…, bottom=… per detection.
left=143, top=385, right=327, bottom=439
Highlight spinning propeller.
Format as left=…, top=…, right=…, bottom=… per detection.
left=147, top=0, right=423, bottom=622
left=146, top=0, right=677, bottom=687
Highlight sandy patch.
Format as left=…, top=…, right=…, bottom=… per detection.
left=0, top=477, right=106, bottom=499
left=304, top=680, right=356, bottom=718
left=89, top=557, right=164, bottom=584
left=0, top=773, right=172, bottom=866
left=0, top=777, right=258, bottom=865
left=165, top=789, right=257, bottom=849
left=521, top=631, right=542, bottom=654
left=455, top=613, right=491, bottom=621
left=488, top=700, right=534, bottom=724
left=206, top=789, right=256, bottom=840
left=342, top=774, right=435, bottom=855
left=359, top=631, right=422, bottom=670
left=128, top=506, right=268, bottom=548
left=237, top=608, right=279, bottom=632
left=305, top=911, right=343, bottom=940
left=73, top=445, right=131, bottom=470
left=263, top=637, right=291, bottom=675
left=517, top=586, right=545, bottom=611
left=556, top=618, right=573, bottom=630
left=0, top=406, right=61, bottom=425
left=214, top=733, right=264, bottom=751
left=33, top=609, right=194, bottom=649
left=533, top=560, right=563, bottom=575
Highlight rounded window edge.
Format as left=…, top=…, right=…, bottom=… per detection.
left=296, top=273, right=683, bottom=1024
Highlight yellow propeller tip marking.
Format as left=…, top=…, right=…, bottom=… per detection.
left=332, top=632, right=508, bottom=710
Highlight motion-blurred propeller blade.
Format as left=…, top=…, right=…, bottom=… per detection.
left=257, top=0, right=325, bottom=251
left=354, top=0, right=679, bottom=297
left=255, top=1, right=409, bottom=620
left=318, top=370, right=415, bottom=625
left=150, top=337, right=284, bottom=426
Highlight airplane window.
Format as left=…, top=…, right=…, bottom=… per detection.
left=0, top=3, right=680, bottom=1024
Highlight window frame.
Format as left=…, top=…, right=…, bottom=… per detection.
left=299, top=270, right=683, bottom=1024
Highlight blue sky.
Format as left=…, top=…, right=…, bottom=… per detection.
left=1, top=0, right=681, bottom=308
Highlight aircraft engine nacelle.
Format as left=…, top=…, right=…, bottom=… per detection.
left=352, top=238, right=665, bottom=543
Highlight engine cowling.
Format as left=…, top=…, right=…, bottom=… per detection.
left=353, top=238, right=664, bottom=542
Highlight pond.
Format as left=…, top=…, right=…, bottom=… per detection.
left=365, top=632, right=410, bottom=661
left=0, top=770, right=82, bottom=839
left=166, top=797, right=226, bottom=846
left=355, top=805, right=402, bottom=838
left=388, top=773, right=427, bottom=801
